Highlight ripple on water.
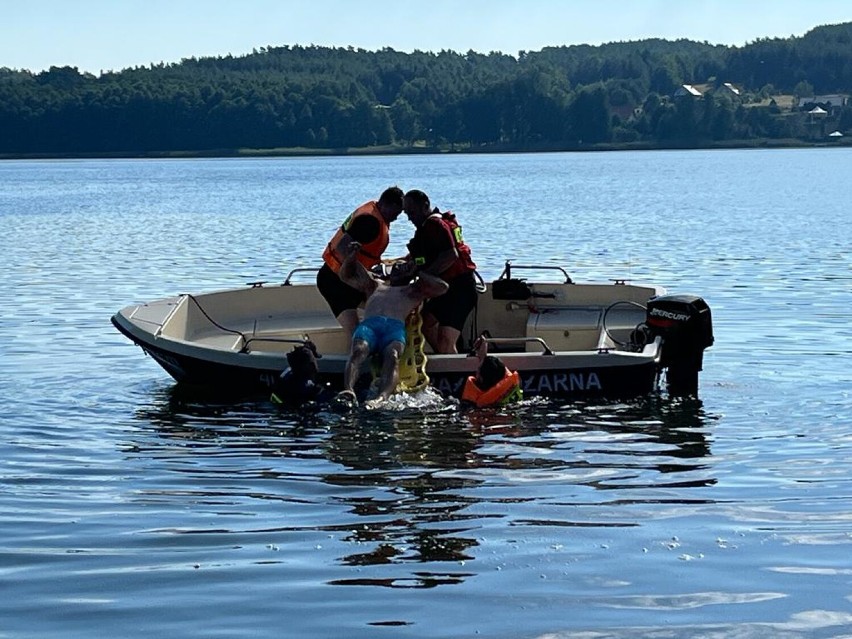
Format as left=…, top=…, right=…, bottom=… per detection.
left=3, top=152, right=852, bottom=637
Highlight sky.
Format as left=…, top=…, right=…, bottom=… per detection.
left=2, top=0, right=851, bottom=75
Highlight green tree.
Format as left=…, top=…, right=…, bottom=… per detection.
left=567, top=85, right=612, bottom=143
left=794, top=80, right=814, bottom=98
left=389, top=98, right=419, bottom=143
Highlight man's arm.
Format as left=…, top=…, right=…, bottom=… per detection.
left=472, top=335, right=488, bottom=366
left=412, top=271, right=449, bottom=300
left=423, top=247, right=458, bottom=276
left=339, top=242, right=378, bottom=296
left=420, top=217, right=458, bottom=275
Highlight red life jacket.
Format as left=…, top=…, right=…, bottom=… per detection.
left=462, top=369, right=522, bottom=407
left=409, top=210, right=476, bottom=280
left=322, top=201, right=390, bottom=273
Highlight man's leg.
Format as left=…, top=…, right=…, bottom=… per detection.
left=343, top=338, right=370, bottom=393
left=434, top=325, right=461, bottom=354
left=420, top=313, right=460, bottom=354
left=376, top=341, right=404, bottom=400
left=420, top=312, right=441, bottom=352
left=336, top=309, right=361, bottom=342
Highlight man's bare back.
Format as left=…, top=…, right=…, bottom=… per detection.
left=362, top=277, right=439, bottom=320
left=340, top=243, right=448, bottom=320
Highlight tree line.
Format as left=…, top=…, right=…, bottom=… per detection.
left=1, top=21, right=851, bottom=155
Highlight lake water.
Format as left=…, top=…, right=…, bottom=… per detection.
left=2, top=149, right=852, bottom=638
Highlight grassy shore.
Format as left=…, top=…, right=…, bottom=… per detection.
left=1, top=137, right=848, bottom=161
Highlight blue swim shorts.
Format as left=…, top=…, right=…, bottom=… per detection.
left=353, top=316, right=407, bottom=354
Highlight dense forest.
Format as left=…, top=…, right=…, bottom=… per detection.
left=2, top=22, right=852, bottom=155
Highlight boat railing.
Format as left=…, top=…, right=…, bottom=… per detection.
left=240, top=336, right=314, bottom=354
left=281, top=267, right=321, bottom=286
left=481, top=336, right=555, bottom=356
left=499, top=260, right=573, bottom=284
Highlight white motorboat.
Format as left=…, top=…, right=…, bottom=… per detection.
left=111, top=261, right=713, bottom=400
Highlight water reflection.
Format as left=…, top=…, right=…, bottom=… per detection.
left=322, top=410, right=483, bottom=578
left=129, top=387, right=717, bottom=588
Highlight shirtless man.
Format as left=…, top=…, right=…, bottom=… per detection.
left=337, top=241, right=448, bottom=405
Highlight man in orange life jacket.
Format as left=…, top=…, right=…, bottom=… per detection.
left=461, top=336, right=523, bottom=408
left=402, top=189, right=477, bottom=353
left=318, top=186, right=405, bottom=338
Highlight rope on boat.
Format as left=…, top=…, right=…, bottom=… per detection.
left=186, top=294, right=321, bottom=355
left=185, top=294, right=246, bottom=342
left=397, top=305, right=430, bottom=392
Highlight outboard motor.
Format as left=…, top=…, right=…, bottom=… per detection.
left=645, top=294, right=714, bottom=396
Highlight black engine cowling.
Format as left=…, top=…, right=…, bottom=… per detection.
left=645, top=294, right=714, bottom=396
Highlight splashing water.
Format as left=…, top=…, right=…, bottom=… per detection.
left=366, top=387, right=456, bottom=412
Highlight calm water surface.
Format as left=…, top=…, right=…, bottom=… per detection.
left=2, top=149, right=852, bottom=638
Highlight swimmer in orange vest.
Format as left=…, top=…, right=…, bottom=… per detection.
left=461, top=336, right=523, bottom=408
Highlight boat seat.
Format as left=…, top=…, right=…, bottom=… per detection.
left=250, top=312, right=341, bottom=336
left=190, top=312, right=341, bottom=352
left=252, top=312, right=352, bottom=353
left=526, top=307, right=603, bottom=351
left=192, top=333, right=247, bottom=351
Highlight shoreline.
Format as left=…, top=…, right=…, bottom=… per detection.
left=1, top=137, right=848, bottom=161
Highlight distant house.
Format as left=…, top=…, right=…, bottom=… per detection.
left=674, top=83, right=741, bottom=100
left=770, top=95, right=796, bottom=110
left=798, top=95, right=848, bottom=112
left=674, top=84, right=702, bottom=98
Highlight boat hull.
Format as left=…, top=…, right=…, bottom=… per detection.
left=112, top=313, right=660, bottom=399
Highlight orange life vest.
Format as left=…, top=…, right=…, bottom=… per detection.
left=461, top=369, right=523, bottom=407
left=322, top=201, right=390, bottom=273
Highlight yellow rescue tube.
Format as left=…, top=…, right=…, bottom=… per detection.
left=397, top=306, right=429, bottom=392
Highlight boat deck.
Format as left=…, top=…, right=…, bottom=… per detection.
left=122, top=278, right=659, bottom=358
left=186, top=303, right=644, bottom=357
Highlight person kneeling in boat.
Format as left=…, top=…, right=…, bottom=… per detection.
left=337, top=241, right=448, bottom=406
left=461, top=336, right=523, bottom=408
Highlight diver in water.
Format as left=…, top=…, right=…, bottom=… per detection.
left=270, top=340, right=332, bottom=408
